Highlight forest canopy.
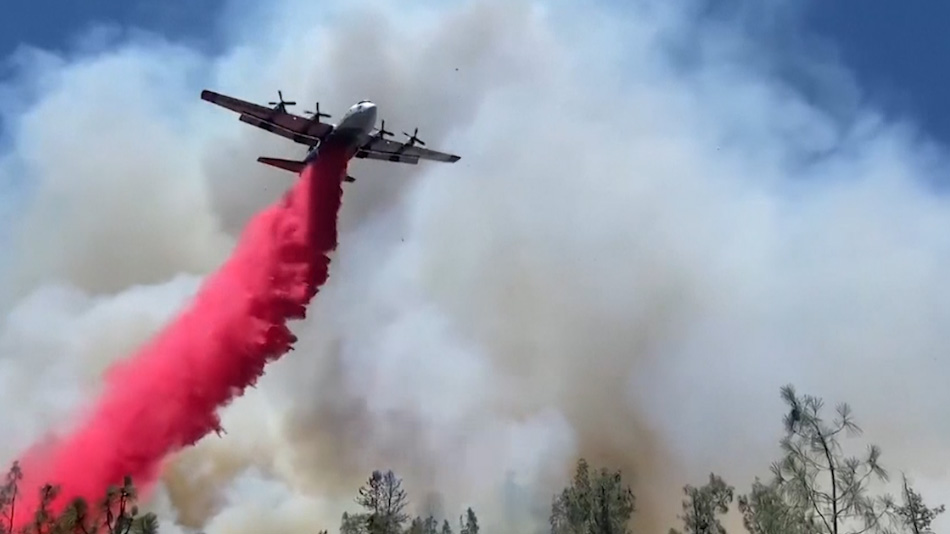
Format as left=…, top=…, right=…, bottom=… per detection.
left=1, top=385, right=942, bottom=534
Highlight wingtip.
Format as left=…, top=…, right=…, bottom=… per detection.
left=200, top=89, right=215, bottom=101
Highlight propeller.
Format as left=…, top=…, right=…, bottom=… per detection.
left=402, top=127, right=426, bottom=147
left=304, top=102, right=332, bottom=120
left=375, top=120, right=394, bottom=138
left=268, top=90, right=296, bottom=111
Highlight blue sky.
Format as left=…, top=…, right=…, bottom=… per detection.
left=0, top=0, right=225, bottom=54
left=805, top=1, right=950, bottom=144
left=2, top=0, right=950, bottom=145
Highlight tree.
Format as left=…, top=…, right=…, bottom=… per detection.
left=550, top=459, right=592, bottom=534
left=345, top=470, right=475, bottom=534
left=0, top=463, right=23, bottom=534
left=668, top=473, right=734, bottom=534
left=737, top=477, right=819, bottom=534
left=421, top=516, right=439, bottom=534
left=341, top=512, right=366, bottom=534
left=406, top=517, right=424, bottom=534
left=355, top=471, right=410, bottom=534
left=894, top=475, right=944, bottom=534
left=459, top=508, right=478, bottom=534
left=404, top=515, right=439, bottom=534
left=550, top=458, right=635, bottom=534
left=771, top=385, right=893, bottom=534
left=0, top=465, right=158, bottom=534
left=38, top=477, right=157, bottom=534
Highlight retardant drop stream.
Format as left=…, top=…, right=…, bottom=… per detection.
left=12, top=147, right=349, bottom=525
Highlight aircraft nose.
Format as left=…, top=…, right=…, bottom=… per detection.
left=363, top=103, right=377, bottom=124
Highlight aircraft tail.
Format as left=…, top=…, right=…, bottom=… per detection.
left=257, top=157, right=355, bottom=182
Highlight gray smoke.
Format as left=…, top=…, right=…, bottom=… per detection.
left=2, top=1, right=950, bottom=533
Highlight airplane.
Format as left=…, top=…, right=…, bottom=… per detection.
left=200, top=89, right=460, bottom=183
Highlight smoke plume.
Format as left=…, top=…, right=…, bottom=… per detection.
left=3, top=0, right=950, bottom=533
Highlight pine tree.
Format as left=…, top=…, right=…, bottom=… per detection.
left=737, top=478, right=819, bottom=534
left=341, top=512, right=367, bottom=534
left=590, top=468, right=635, bottom=534
left=895, top=475, right=944, bottom=534
left=550, top=459, right=592, bottom=534
left=550, top=458, right=635, bottom=534
left=421, top=516, right=439, bottom=534
left=459, top=509, right=478, bottom=534
left=0, top=466, right=157, bottom=534
left=668, top=473, right=734, bottom=534
left=380, top=471, right=410, bottom=533
left=0, top=463, right=23, bottom=534
left=356, top=471, right=409, bottom=534
left=406, top=517, right=423, bottom=534
left=772, top=385, right=895, bottom=534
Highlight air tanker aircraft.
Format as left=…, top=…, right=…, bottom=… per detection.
left=201, top=89, right=461, bottom=182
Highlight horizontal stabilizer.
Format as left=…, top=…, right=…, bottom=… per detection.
left=257, top=156, right=355, bottom=182
left=257, top=156, right=305, bottom=174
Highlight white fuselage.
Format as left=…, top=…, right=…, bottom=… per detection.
left=304, top=100, right=377, bottom=162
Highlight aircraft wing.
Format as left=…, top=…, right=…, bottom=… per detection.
left=356, top=137, right=461, bottom=164
left=239, top=114, right=321, bottom=146
left=201, top=90, right=333, bottom=141
left=354, top=150, right=420, bottom=164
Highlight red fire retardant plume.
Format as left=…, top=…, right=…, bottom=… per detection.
left=12, top=146, right=349, bottom=525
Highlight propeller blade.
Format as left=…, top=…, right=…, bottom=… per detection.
left=401, top=128, right=425, bottom=146
left=269, top=90, right=296, bottom=109
left=305, top=103, right=332, bottom=119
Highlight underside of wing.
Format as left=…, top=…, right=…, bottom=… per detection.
left=240, top=114, right=320, bottom=146
left=354, top=149, right=420, bottom=164
left=202, top=89, right=333, bottom=139
left=359, top=137, right=461, bottom=163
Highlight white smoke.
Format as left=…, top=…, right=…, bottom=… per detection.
left=2, top=0, right=950, bottom=533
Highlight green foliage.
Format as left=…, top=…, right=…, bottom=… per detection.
left=340, top=512, right=365, bottom=534
left=772, top=384, right=894, bottom=534
left=352, top=470, right=410, bottom=534
left=421, top=516, right=439, bottom=534
left=406, top=517, right=424, bottom=534
left=0, top=464, right=158, bottom=534
left=651, top=385, right=947, bottom=534
left=339, top=470, right=476, bottom=534
left=550, top=458, right=635, bottom=534
left=3, top=383, right=944, bottom=534
left=404, top=515, right=439, bottom=534
left=737, top=477, right=820, bottom=534
left=406, top=515, right=446, bottom=534
left=0, top=464, right=23, bottom=534
left=668, top=473, right=734, bottom=534
left=459, top=508, right=478, bottom=534
left=894, top=475, right=944, bottom=534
